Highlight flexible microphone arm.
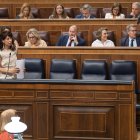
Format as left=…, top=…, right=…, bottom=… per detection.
left=5, top=52, right=11, bottom=79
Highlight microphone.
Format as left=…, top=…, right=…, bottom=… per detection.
left=5, top=52, right=11, bottom=79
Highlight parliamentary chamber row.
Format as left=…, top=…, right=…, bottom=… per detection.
left=0, top=0, right=139, bottom=140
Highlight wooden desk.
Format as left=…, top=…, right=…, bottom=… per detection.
left=0, top=80, right=135, bottom=140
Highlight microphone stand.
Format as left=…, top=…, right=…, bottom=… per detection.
left=5, top=52, right=11, bottom=79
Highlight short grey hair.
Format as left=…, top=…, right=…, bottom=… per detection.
left=126, top=24, right=137, bottom=33
left=26, top=28, right=41, bottom=40
left=80, top=4, right=93, bottom=12
left=132, top=2, right=140, bottom=9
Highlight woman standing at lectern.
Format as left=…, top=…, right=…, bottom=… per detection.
left=0, top=31, right=20, bottom=79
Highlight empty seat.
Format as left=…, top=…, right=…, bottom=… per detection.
left=81, top=60, right=108, bottom=80
left=0, top=8, right=9, bottom=18
left=110, top=60, right=136, bottom=81
left=24, top=58, right=45, bottom=79
left=50, top=59, right=76, bottom=79
left=38, top=31, right=51, bottom=46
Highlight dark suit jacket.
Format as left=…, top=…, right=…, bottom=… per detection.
left=126, top=14, right=140, bottom=18
left=56, top=35, right=86, bottom=46
left=120, top=37, right=140, bottom=47
left=75, top=14, right=95, bottom=19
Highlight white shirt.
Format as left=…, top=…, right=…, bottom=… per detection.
left=129, top=38, right=137, bottom=47
left=66, top=37, right=78, bottom=47
left=91, top=39, right=115, bottom=47
left=105, top=13, right=125, bottom=19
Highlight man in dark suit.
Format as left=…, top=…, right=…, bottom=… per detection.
left=127, top=2, right=140, bottom=18
left=56, top=25, right=86, bottom=47
left=120, top=24, right=140, bottom=47
left=75, top=4, right=96, bottom=19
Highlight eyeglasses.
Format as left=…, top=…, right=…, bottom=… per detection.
left=28, top=36, right=35, bottom=39
left=129, top=30, right=137, bottom=32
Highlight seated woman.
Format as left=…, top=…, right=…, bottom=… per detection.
left=0, top=109, right=17, bottom=140
left=49, top=4, right=69, bottom=19
left=91, top=27, right=115, bottom=47
left=16, top=3, right=34, bottom=19
left=0, top=26, right=19, bottom=47
left=24, top=28, right=47, bottom=48
left=105, top=2, right=125, bottom=19
left=0, top=31, right=20, bottom=79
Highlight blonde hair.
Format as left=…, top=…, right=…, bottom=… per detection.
left=19, top=3, right=33, bottom=19
left=0, top=109, right=16, bottom=132
left=26, top=28, right=41, bottom=40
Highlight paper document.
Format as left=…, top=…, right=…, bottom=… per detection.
left=16, top=59, right=25, bottom=79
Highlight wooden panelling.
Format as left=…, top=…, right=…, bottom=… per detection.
left=0, top=80, right=134, bottom=140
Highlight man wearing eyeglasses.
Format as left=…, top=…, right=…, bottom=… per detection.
left=120, top=24, right=140, bottom=47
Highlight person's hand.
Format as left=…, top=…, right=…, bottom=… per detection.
left=130, top=12, right=135, bottom=18
left=70, top=36, right=78, bottom=45
left=9, top=68, right=20, bottom=74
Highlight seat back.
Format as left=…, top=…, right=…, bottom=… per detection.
left=0, top=8, right=9, bottom=18
left=110, top=60, right=137, bottom=88
left=38, top=31, right=51, bottom=46
left=92, top=30, right=116, bottom=45
left=50, top=59, right=76, bottom=79
left=31, top=7, right=40, bottom=18
left=65, top=8, right=75, bottom=18
left=12, top=31, right=22, bottom=46
left=81, top=60, right=108, bottom=80
left=24, top=58, right=45, bottom=79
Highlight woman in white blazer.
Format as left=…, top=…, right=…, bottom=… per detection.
left=105, top=2, right=125, bottom=19
left=91, top=27, right=115, bottom=47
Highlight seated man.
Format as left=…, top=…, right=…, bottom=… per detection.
left=56, top=25, right=86, bottom=47
left=138, top=16, right=140, bottom=24
left=127, top=2, right=140, bottom=18
left=75, top=4, right=95, bottom=19
left=120, top=24, right=140, bottom=47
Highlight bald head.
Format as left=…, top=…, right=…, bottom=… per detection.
left=68, top=25, right=78, bottom=37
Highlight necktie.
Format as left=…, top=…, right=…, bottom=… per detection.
left=130, top=39, right=134, bottom=47
left=68, top=40, right=72, bottom=47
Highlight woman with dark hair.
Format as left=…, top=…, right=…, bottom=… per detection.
left=105, top=2, right=125, bottom=19
left=16, top=3, right=34, bottom=19
left=91, top=27, right=115, bottom=47
left=49, top=4, right=69, bottom=19
left=0, top=31, right=20, bottom=79
left=0, top=26, right=19, bottom=47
